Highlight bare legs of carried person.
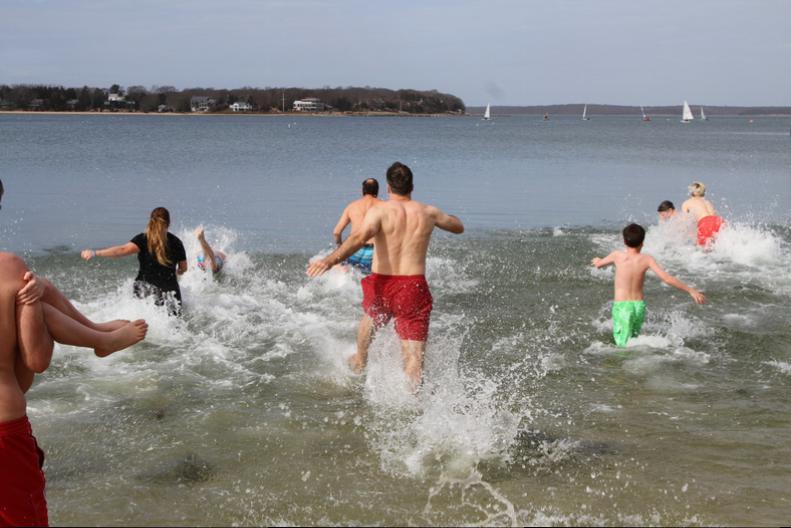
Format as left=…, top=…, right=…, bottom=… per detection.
left=348, top=315, right=426, bottom=392
left=12, top=271, right=147, bottom=363
left=19, top=303, right=148, bottom=359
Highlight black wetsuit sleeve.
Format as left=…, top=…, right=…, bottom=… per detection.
left=171, top=235, right=187, bottom=263
left=131, top=233, right=146, bottom=251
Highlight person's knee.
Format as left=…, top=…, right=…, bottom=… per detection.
left=0, top=252, right=28, bottom=287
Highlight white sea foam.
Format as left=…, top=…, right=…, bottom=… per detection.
left=765, top=360, right=791, bottom=375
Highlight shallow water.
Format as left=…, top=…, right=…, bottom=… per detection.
left=2, top=114, right=791, bottom=525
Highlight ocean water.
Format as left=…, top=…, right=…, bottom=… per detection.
left=2, top=114, right=791, bottom=525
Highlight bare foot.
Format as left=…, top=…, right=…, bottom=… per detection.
left=347, top=354, right=365, bottom=374
left=95, top=320, right=148, bottom=357
left=94, top=319, right=130, bottom=332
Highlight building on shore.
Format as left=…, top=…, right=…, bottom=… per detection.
left=293, top=98, right=326, bottom=112
left=230, top=101, right=253, bottom=112
left=191, top=96, right=216, bottom=112
left=104, top=93, right=135, bottom=111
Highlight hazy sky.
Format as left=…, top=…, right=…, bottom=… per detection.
left=1, top=0, right=789, bottom=106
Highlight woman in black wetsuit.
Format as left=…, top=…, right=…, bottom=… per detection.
left=81, top=207, right=187, bottom=314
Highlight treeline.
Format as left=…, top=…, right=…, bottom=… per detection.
left=0, top=84, right=466, bottom=114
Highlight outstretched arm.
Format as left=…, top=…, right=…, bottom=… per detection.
left=81, top=242, right=139, bottom=260
left=647, top=256, right=706, bottom=304
left=332, top=207, right=351, bottom=246
left=308, top=207, right=382, bottom=277
left=431, top=207, right=464, bottom=234
left=591, top=251, right=617, bottom=268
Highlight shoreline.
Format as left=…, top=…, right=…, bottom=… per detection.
left=0, top=110, right=462, bottom=118
left=2, top=110, right=788, bottom=118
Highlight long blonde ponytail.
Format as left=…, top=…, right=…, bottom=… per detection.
left=145, top=207, right=172, bottom=266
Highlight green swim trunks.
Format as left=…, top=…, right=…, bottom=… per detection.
left=612, top=300, right=646, bottom=347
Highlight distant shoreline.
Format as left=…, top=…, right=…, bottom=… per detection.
left=0, top=110, right=461, bottom=118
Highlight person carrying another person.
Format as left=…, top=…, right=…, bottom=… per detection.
left=194, top=226, right=226, bottom=274
left=308, top=162, right=464, bottom=391
left=682, top=182, right=725, bottom=247
left=0, top=180, right=147, bottom=527
left=657, top=200, right=676, bottom=221
left=331, top=178, right=383, bottom=274
left=81, top=207, right=187, bottom=315
left=591, top=223, right=705, bottom=347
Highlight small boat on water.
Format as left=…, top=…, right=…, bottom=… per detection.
left=699, top=106, right=707, bottom=120
left=681, top=100, right=694, bottom=123
left=483, top=103, right=491, bottom=121
left=641, top=106, right=651, bottom=122
left=543, top=112, right=549, bottom=121
left=581, top=104, right=589, bottom=121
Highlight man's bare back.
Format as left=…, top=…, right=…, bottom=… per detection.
left=366, top=198, right=457, bottom=275
left=315, top=194, right=463, bottom=276
left=0, top=253, right=29, bottom=422
left=334, top=195, right=382, bottom=246
left=682, top=196, right=717, bottom=222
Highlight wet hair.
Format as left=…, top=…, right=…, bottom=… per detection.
left=689, top=181, right=706, bottom=197
left=146, top=207, right=172, bottom=266
left=657, top=200, right=675, bottom=212
left=623, top=223, right=645, bottom=248
left=386, top=162, right=414, bottom=196
left=362, top=178, right=379, bottom=197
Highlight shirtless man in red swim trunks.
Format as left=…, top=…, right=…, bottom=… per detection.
left=0, top=179, right=147, bottom=526
left=307, top=162, right=464, bottom=391
left=682, top=181, right=725, bottom=247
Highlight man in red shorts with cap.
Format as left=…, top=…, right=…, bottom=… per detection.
left=307, top=162, right=464, bottom=391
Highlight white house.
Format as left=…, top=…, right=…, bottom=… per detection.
left=107, top=93, right=125, bottom=102
left=230, top=101, right=253, bottom=112
left=293, top=98, right=325, bottom=112
left=191, top=96, right=216, bottom=112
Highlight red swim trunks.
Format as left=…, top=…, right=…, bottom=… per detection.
left=361, top=273, right=433, bottom=341
left=697, top=215, right=725, bottom=246
left=0, top=416, right=48, bottom=527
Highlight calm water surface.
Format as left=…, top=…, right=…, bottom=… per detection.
left=1, top=114, right=791, bottom=525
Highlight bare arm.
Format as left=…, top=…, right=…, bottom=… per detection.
left=16, top=272, right=50, bottom=305
left=591, top=251, right=617, bottom=268
left=308, top=207, right=382, bottom=277
left=81, top=242, right=139, bottom=260
left=647, top=256, right=706, bottom=304
left=332, top=207, right=352, bottom=246
left=432, top=207, right=464, bottom=234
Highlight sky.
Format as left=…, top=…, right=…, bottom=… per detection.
left=1, top=0, right=790, bottom=107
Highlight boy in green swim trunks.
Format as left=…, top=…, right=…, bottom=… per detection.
left=591, top=223, right=706, bottom=347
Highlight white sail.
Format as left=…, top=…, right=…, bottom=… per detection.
left=640, top=105, right=646, bottom=118
left=700, top=106, right=707, bottom=120
left=582, top=104, right=588, bottom=120
left=483, top=104, right=491, bottom=120
left=681, top=100, right=694, bottom=122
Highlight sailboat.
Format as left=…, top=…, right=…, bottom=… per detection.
left=640, top=105, right=651, bottom=122
left=581, top=104, right=589, bottom=121
left=699, top=106, right=707, bottom=120
left=483, top=104, right=491, bottom=120
left=681, top=100, right=694, bottom=123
